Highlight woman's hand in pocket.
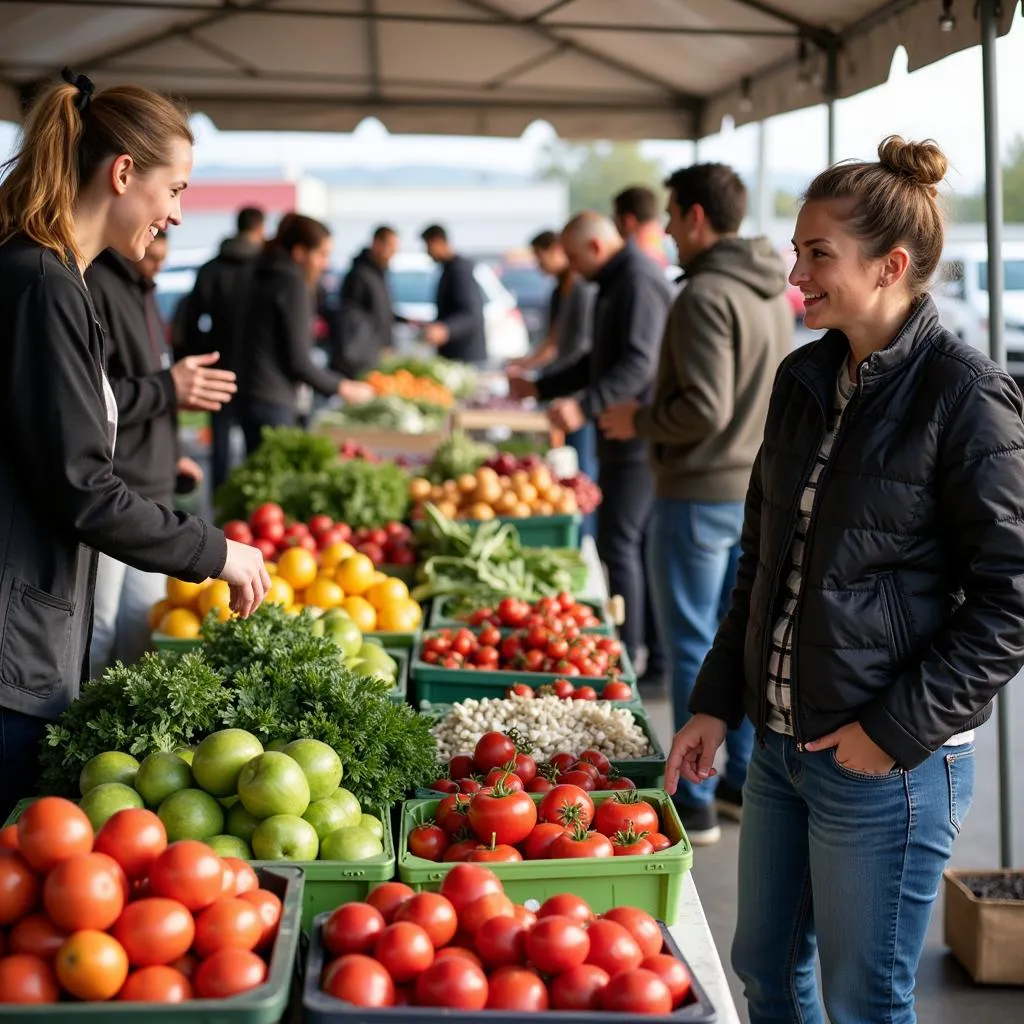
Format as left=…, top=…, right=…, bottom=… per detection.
left=666, top=714, right=727, bottom=792
left=806, top=721, right=896, bottom=775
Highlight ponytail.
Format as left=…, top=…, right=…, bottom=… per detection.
left=0, top=76, right=192, bottom=263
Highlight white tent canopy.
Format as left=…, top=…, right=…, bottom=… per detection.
left=0, top=0, right=1016, bottom=138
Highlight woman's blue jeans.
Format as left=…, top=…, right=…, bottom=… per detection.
left=733, top=729, right=975, bottom=1024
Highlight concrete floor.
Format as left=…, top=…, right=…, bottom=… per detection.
left=641, top=684, right=1024, bottom=1023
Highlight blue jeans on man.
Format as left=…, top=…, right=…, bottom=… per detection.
left=646, top=497, right=753, bottom=809
left=565, top=422, right=597, bottom=540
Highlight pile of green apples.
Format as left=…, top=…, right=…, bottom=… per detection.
left=74, top=728, right=385, bottom=864
left=313, top=609, right=401, bottom=685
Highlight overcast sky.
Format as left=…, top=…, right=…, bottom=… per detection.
left=2, top=8, right=1021, bottom=196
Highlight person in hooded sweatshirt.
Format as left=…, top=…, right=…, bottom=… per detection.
left=236, top=214, right=370, bottom=453
left=177, top=206, right=265, bottom=489
left=332, top=224, right=406, bottom=377
left=601, top=163, right=792, bottom=845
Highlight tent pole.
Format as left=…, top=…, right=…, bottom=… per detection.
left=755, top=119, right=771, bottom=235
left=825, top=43, right=838, bottom=166
left=980, top=0, right=1013, bottom=869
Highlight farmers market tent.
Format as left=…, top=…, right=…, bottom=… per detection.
left=0, top=1, right=1016, bottom=139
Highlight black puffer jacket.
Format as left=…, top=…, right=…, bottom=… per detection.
left=690, top=296, right=1024, bottom=769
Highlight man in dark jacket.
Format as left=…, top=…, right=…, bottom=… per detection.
left=421, top=224, right=486, bottom=363
left=178, top=206, right=265, bottom=489
left=602, top=164, right=792, bottom=843
left=86, top=232, right=237, bottom=671
left=332, top=225, right=402, bottom=377
left=514, top=211, right=673, bottom=679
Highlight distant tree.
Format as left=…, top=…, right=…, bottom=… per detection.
left=950, top=133, right=1024, bottom=223
left=537, top=140, right=666, bottom=216
left=774, top=190, right=801, bottom=218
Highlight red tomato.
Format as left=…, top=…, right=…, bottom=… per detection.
left=584, top=918, right=644, bottom=975
left=449, top=754, right=477, bottom=780
left=549, top=963, right=611, bottom=1010
left=550, top=827, right=615, bottom=859
left=641, top=953, right=693, bottom=1007
left=506, top=683, right=534, bottom=698
left=510, top=753, right=536, bottom=785
left=92, top=808, right=167, bottom=882
left=474, top=647, right=500, bottom=669
left=322, top=953, right=395, bottom=1007
left=609, top=776, right=638, bottom=792
left=549, top=752, right=577, bottom=774
left=414, top=955, right=488, bottom=1009
left=546, top=638, right=569, bottom=661
left=9, top=913, right=67, bottom=961
left=43, top=852, right=125, bottom=932
left=223, top=858, right=259, bottom=896
left=431, top=778, right=460, bottom=793
left=249, top=502, right=284, bottom=531
left=408, top=823, right=449, bottom=862
left=474, top=732, right=516, bottom=772
left=373, top=922, right=434, bottom=983
left=438, top=864, right=503, bottom=916
left=573, top=684, right=599, bottom=699
left=365, top=882, right=414, bottom=923
left=602, top=680, right=633, bottom=701
left=478, top=625, right=501, bottom=648
left=520, top=822, right=567, bottom=860
left=612, top=831, right=655, bottom=856
left=461, top=889, right=516, bottom=937
left=602, top=907, right=663, bottom=957
left=112, top=898, right=196, bottom=967
left=238, top=889, right=283, bottom=950
left=442, top=837, right=481, bottom=862
left=323, top=901, right=386, bottom=956
left=465, top=842, right=522, bottom=863
left=17, top=797, right=93, bottom=874
left=308, top=513, right=334, bottom=537
left=551, top=678, right=576, bottom=698
left=497, top=597, right=529, bottom=627
left=148, top=841, right=224, bottom=912
left=566, top=759, right=600, bottom=781
left=599, top=967, right=673, bottom=1014
left=538, top=892, right=593, bottom=926
left=118, top=964, right=193, bottom=1003
left=483, top=766, right=524, bottom=792
left=538, top=785, right=595, bottom=829
left=558, top=769, right=597, bottom=791
left=474, top=914, right=528, bottom=969
left=253, top=537, right=278, bottom=561
left=193, top=948, right=267, bottom=999
left=467, top=788, right=537, bottom=847
left=394, top=892, right=458, bottom=949
left=193, top=897, right=262, bottom=959
left=167, top=953, right=198, bottom=980
left=524, top=914, right=590, bottom=974
left=593, top=794, right=660, bottom=838
left=222, top=520, right=254, bottom=545
left=526, top=776, right=554, bottom=794
left=458, top=778, right=484, bottom=795
left=0, top=953, right=60, bottom=1004
left=0, top=851, right=39, bottom=927
left=647, top=832, right=673, bottom=852
left=0, top=824, right=19, bottom=850
left=436, top=795, right=472, bottom=838
left=433, top=946, right=484, bottom=969
left=487, top=965, right=549, bottom=1010
left=578, top=749, right=611, bottom=774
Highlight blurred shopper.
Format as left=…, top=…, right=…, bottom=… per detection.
left=237, top=214, right=370, bottom=453
left=602, top=164, right=791, bottom=843
left=86, top=230, right=238, bottom=671
left=332, top=224, right=404, bottom=377
left=421, top=224, right=486, bottom=363
left=510, top=213, right=672, bottom=679
left=613, top=186, right=669, bottom=267
left=0, top=72, right=268, bottom=815
left=509, top=229, right=597, bottom=537
left=178, top=206, right=265, bottom=490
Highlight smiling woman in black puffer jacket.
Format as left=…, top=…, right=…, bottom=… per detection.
left=667, top=136, right=1024, bottom=1024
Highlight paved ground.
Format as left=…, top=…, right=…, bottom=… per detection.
left=642, top=683, right=1024, bottom=1023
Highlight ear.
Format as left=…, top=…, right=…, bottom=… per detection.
left=879, top=247, right=911, bottom=288
left=109, top=154, right=134, bottom=196
left=688, top=203, right=706, bottom=231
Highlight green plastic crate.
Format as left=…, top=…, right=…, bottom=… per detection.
left=251, top=803, right=395, bottom=931
left=363, top=627, right=420, bottom=650
left=410, top=639, right=638, bottom=705
left=0, top=863, right=304, bottom=1022
left=462, top=512, right=582, bottom=549
left=151, top=630, right=203, bottom=653
left=397, top=790, right=691, bottom=925
left=418, top=702, right=666, bottom=789
left=427, top=593, right=613, bottom=635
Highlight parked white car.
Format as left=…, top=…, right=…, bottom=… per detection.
left=933, top=242, right=1024, bottom=382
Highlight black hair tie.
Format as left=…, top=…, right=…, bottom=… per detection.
left=60, top=66, right=95, bottom=114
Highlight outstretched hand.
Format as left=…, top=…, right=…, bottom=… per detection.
left=665, top=714, right=727, bottom=793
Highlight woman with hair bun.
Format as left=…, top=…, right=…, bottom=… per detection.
left=0, top=72, right=270, bottom=815
left=667, top=136, right=1024, bottom=1022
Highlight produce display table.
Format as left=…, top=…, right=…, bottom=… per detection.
left=451, top=406, right=564, bottom=448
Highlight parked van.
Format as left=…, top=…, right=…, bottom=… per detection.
left=933, top=242, right=1024, bottom=383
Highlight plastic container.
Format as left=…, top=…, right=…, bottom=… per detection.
left=302, top=914, right=716, bottom=1022
left=151, top=631, right=203, bottom=653
left=411, top=642, right=638, bottom=706
left=0, top=864, right=304, bottom=1022
left=385, top=646, right=409, bottom=704
left=458, top=512, right=582, bottom=549
left=364, top=628, right=420, bottom=651
left=427, top=594, right=613, bottom=635
left=397, top=790, right=691, bottom=925
left=251, top=804, right=395, bottom=932
left=419, top=702, right=666, bottom=789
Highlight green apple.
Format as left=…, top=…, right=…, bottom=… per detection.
left=225, top=802, right=262, bottom=845
left=359, top=813, right=385, bottom=840
left=320, top=826, right=383, bottom=862
left=325, top=787, right=362, bottom=829
left=322, top=610, right=363, bottom=658
left=356, top=644, right=397, bottom=680
left=282, top=739, right=343, bottom=800
left=237, top=752, right=310, bottom=819
left=251, top=814, right=320, bottom=861
left=134, top=752, right=193, bottom=808
left=158, top=788, right=225, bottom=841
left=79, top=752, right=140, bottom=796
left=303, top=797, right=356, bottom=842
left=191, top=729, right=264, bottom=797
left=310, top=617, right=326, bottom=638
left=266, top=738, right=290, bottom=752
left=207, top=834, right=253, bottom=859
left=79, top=782, right=143, bottom=830
left=171, top=746, right=195, bottom=765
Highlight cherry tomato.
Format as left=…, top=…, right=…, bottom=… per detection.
left=550, top=963, right=611, bottom=1010
left=573, top=684, right=599, bottom=698
left=469, top=608, right=495, bottom=627
left=0, top=953, right=60, bottom=1004
left=599, top=967, right=673, bottom=1014
left=112, top=897, right=195, bottom=967
left=408, top=823, right=449, bottom=862
left=551, top=679, right=576, bottom=698
left=374, top=922, right=435, bottom=983
left=487, top=965, right=549, bottom=1010
left=394, top=892, right=458, bottom=949
left=539, top=785, right=595, bottom=828
left=193, top=948, right=267, bottom=999
left=506, top=683, right=534, bottom=698
left=474, top=646, right=500, bottom=668
left=523, top=914, right=590, bottom=974
left=602, top=681, right=634, bottom=701
left=438, top=864, right=503, bottom=916
left=473, top=732, right=517, bottom=773
left=238, top=888, right=282, bottom=950
left=322, top=954, right=395, bottom=1007
left=452, top=634, right=475, bottom=658
left=546, top=638, right=569, bottom=661
left=474, top=914, right=528, bottom=968
left=478, top=625, right=501, bottom=648
left=640, top=953, right=693, bottom=1007
left=118, top=964, right=193, bottom=1003
left=0, top=851, right=39, bottom=927
left=500, top=636, right=523, bottom=661
left=365, top=882, right=415, bottom=923
left=322, top=901, right=386, bottom=956
left=520, top=822, right=567, bottom=860
left=414, top=955, right=488, bottom=1009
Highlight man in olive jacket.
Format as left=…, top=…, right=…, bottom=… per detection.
left=602, top=164, right=792, bottom=844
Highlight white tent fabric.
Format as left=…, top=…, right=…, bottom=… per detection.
left=0, top=0, right=1016, bottom=138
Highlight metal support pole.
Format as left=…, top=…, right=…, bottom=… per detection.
left=825, top=44, right=838, bottom=166
left=980, top=0, right=1013, bottom=868
left=755, top=119, right=771, bottom=235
